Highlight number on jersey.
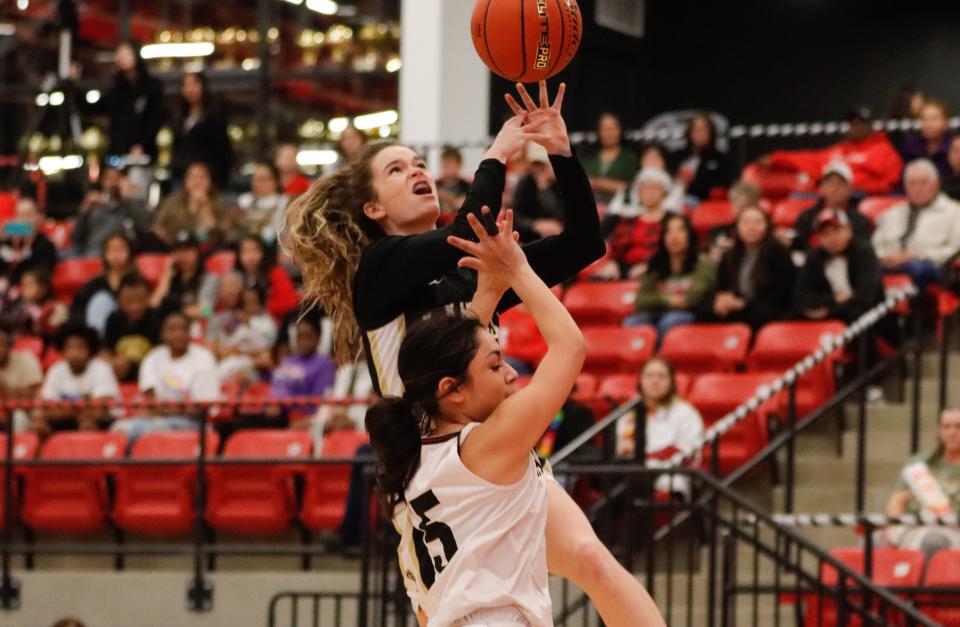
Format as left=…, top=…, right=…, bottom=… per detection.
left=409, top=490, right=459, bottom=588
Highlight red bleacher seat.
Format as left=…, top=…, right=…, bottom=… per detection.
left=741, top=163, right=815, bottom=199
left=0, top=191, right=17, bottom=223
left=563, top=281, right=639, bottom=326
left=499, top=307, right=547, bottom=366
left=300, top=430, right=369, bottom=532
left=687, top=372, right=781, bottom=475
left=0, top=433, right=40, bottom=531
left=205, top=430, right=312, bottom=535
left=772, top=198, right=815, bottom=229
left=658, top=323, right=752, bottom=375
left=883, top=274, right=914, bottom=316
left=582, top=326, right=657, bottom=376
left=920, top=549, right=960, bottom=626
left=113, top=431, right=220, bottom=537
left=804, top=547, right=924, bottom=627
left=13, top=335, right=43, bottom=361
left=747, top=321, right=845, bottom=418
left=859, top=196, right=904, bottom=225
left=135, top=253, right=169, bottom=287
left=689, top=199, right=735, bottom=242
left=204, top=250, right=236, bottom=275
left=21, top=432, right=126, bottom=534
left=52, top=258, right=103, bottom=300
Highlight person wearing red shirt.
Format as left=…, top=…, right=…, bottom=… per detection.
left=765, top=108, right=903, bottom=195
left=234, top=236, right=298, bottom=321
left=596, top=167, right=670, bottom=279
left=274, top=143, right=312, bottom=198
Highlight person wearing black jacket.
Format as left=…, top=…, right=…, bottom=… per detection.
left=794, top=208, right=883, bottom=323
left=711, top=205, right=795, bottom=330
left=84, top=41, right=167, bottom=160
left=171, top=72, right=234, bottom=187
left=0, top=198, right=56, bottom=295
left=789, top=161, right=872, bottom=251
left=672, top=113, right=734, bottom=201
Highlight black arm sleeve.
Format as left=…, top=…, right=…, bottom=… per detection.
left=353, top=159, right=506, bottom=319
left=496, top=150, right=605, bottom=312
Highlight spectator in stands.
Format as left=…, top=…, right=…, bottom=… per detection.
left=112, top=311, right=220, bottom=447
left=154, top=162, right=225, bottom=251
left=82, top=41, right=166, bottom=163
left=888, top=86, right=925, bottom=120
left=71, top=233, right=136, bottom=334
left=171, top=72, right=234, bottom=187
left=765, top=108, right=903, bottom=195
left=274, top=143, right=311, bottom=198
left=37, top=322, right=119, bottom=434
left=673, top=113, right=734, bottom=201
left=436, top=146, right=471, bottom=216
left=884, top=408, right=960, bottom=552
left=942, top=135, right=960, bottom=201
left=71, top=165, right=152, bottom=257
left=206, top=284, right=276, bottom=384
left=595, top=167, right=671, bottom=279
left=1, top=270, right=68, bottom=348
left=615, top=357, right=704, bottom=495
left=706, top=180, right=762, bottom=263
left=900, top=99, right=955, bottom=182
left=582, top=112, right=639, bottom=203
left=872, top=159, right=960, bottom=289
left=711, top=205, right=795, bottom=330
left=104, top=273, right=162, bottom=383
left=0, top=197, right=56, bottom=298
left=227, top=161, right=288, bottom=244
left=785, top=161, right=872, bottom=251
left=0, top=322, right=43, bottom=432
left=338, top=124, right=366, bottom=164
left=512, top=142, right=564, bottom=241
left=234, top=236, right=298, bottom=321
left=213, top=271, right=244, bottom=314
left=794, top=208, right=883, bottom=323
left=269, top=313, right=336, bottom=426
left=627, top=214, right=716, bottom=339
left=149, top=231, right=218, bottom=321
left=272, top=305, right=330, bottom=364
left=608, top=143, right=685, bottom=216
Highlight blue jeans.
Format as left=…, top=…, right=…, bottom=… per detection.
left=111, top=416, right=200, bottom=450
left=85, top=290, right=117, bottom=335
left=624, top=310, right=696, bottom=346
left=897, top=259, right=942, bottom=291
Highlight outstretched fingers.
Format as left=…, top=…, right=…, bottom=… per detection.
left=516, top=83, right=539, bottom=112
left=538, top=80, right=549, bottom=109
left=504, top=93, right=526, bottom=117
left=552, top=83, right=566, bottom=110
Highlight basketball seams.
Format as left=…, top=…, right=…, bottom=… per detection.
left=516, top=0, right=527, bottom=82
left=548, top=0, right=565, bottom=76
left=482, top=0, right=508, bottom=80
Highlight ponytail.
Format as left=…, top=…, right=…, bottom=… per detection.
left=365, top=397, right=429, bottom=519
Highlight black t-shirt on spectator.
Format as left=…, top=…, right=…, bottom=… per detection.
left=104, top=308, right=162, bottom=381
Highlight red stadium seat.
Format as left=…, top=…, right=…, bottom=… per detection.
left=499, top=307, right=547, bottom=366
left=563, top=281, right=640, bottom=326
left=582, top=326, right=657, bottom=376
left=883, top=274, right=914, bottom=316
left=13, top=335, right=43, bottom=361
left=0, top=433, right=39, bottom=531
left=741, top=163, right=816, bottom=199
left=204, top=250, right=236, bottom=275
left=39, top=220, right=74, bottom=251
left=300, top=430, right=369, bottom=532
left=772, top=198, right=815, bottom=229
left=658, top=323, right=752, bottom=375
left=687, top=373, right=781, bottom=475
left=747, top=321, right=845, bottom=418
left=113, top=431, right=220, bottom=537
left=52, top=258, right=103, bottom=300
left=920, top=549, right=960, bottom=626
left=21, top=432, right=127, bottom=534
left=0, top=192, right=17, bottom=223
left=206, top=430, right=312, bottom=535
left=689, top=199, right=735, bottom=243
left=859, top=196, right=904, bottom=225
left=135, top=253, right=169, bottom=287
left=804, top=547, right=924, bottom=627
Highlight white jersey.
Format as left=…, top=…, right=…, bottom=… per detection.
left=394, top=422, right=551, bottom=627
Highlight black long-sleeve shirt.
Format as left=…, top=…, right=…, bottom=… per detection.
left=353, top=151, right=603, bottom=395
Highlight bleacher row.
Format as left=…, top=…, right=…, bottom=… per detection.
left=0, top=428, right=368, bottom=538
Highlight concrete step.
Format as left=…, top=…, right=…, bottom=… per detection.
left=771, top=485, right=891, bottom=514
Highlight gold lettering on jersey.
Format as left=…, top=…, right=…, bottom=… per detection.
left=534, top=0, right=551, bottom=70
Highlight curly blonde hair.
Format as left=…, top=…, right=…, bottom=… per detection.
left=281, top=142, right=395, bottom=363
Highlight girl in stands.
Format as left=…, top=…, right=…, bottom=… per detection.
left=285, top=82, right=656, bottom=626
left=366, top=210, right=662, bottom=626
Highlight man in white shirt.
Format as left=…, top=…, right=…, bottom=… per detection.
left=38, top=322, right=120, bottom=432
left=112, top=311, right=220, bottom=447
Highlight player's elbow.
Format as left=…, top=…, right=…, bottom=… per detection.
left=566, top=330, right=587, bottom=366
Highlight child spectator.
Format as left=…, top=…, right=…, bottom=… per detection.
left=596, top=168, right=671, bottom=279
left=269, top=313, right=336, bottom=425
left=227, top=161, right=288, bottom=244
left=112, top=311, right=220, bottom=447
left=0, top=322, right=43, bottom=432
left=206, top=285, right=276, bottom=384
left=436, top=146, right=471, bottom=216
left=71, top=233, right=136, bottom=334
left=104, top=273, right=162, bottom=383
left=1, top=270, right=68, bottom=348
left=234, top=236, right=298, bottom=321
left=37, top=322, right=119, bottom=434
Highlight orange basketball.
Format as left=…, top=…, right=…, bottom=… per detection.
left=471, top=0, right=582, bottom=83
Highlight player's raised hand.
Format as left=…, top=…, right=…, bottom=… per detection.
left=505, top=81, right=571, bottom=158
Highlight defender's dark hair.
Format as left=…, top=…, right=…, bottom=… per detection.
left=365, top=313, right=484, bottom=518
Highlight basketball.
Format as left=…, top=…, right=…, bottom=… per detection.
left=471, top=0, right=582, bottom=83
